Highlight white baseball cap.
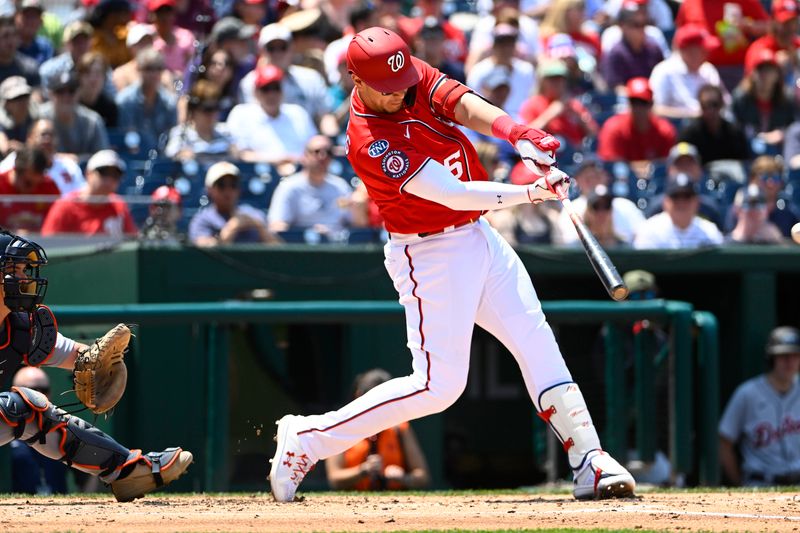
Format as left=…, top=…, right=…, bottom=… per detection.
left=205, top=161, right=240, bottom=188
left=258, top=23, right=292, bottom=48
left=126, top=23, right=155, bottom=48
left=86, top=150, right=127, bottom=173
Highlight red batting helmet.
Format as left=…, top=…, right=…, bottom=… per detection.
left=346, top=27, right=421, bottom=93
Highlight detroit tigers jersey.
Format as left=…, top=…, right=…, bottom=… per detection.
left=346, top=58, right=487, bottom=234
left=718, top=375, right=800, bottom=479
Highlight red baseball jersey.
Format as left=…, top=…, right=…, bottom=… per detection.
left=346, top=58, right=488, bottom=234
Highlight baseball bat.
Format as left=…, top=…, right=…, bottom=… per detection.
left=554, top=178, right=628, bottom=301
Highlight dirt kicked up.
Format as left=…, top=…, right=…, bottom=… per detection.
left=0, top=491, right=799, bottom=532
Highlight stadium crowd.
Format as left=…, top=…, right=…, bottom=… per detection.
left=0, top=0, right=799, bottom=247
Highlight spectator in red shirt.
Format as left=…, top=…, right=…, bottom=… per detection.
left=675, top=0, right=769, bottom=89
left=746, top=0, right=800, bottom=80
left=0, top=146, right=59, bottom=232
left=597, top=76, right=677, bottom=162
left=519, top=59, right=597, bottom=148
left=41, top=149, right=136, bottom=237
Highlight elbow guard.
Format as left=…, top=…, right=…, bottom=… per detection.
left=429, top=76, right=472, bottom=122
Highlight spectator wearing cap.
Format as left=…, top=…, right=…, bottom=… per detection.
left=39, top=20, right=93, bottom=91
left=553, top=158, right=644, bottom=245
left=412, top=17, right=466, bottom=84
left=467, top=22, right=535, bottom=121
left=14, top=0, right=53, bottom=65
left=0, top=146, right=59, bottom=232
left=581, top=185, right=627, bottom=248
left=146, top=0, right=196, bottom=75
left=0, top=118, right=86, bottom=195
left=267, top=135, right=353, bottom=235
left=0, top=75, right=35, bottom=153
left=140, top=184, right=182, bottom=241
left=601, top=0, right=674, bottom=38
left=240, top=23, right=331, bottom=126
left=38, top=70, right=110, bottom=159
left=208, top=16, right=257, bottom=85
left=746, top=0, right=800, bottom=78
left=726, top=183, right=783, bottom=244
left=76, top=52, right=118, bottom=128
left=539, top=0, right=601, bottom=62
left=164, top=79, right=234, bottom=161
left=520, top=59, right=597, bottom=148
left=466, top=2, right=541, bottom=72
left=729, top=155, right=800, bottom=238
left=643, top=141, right=723, bottom=228
left=633, top=172, right=723, bottom=249
left=188, top=161, right=277, bottom=246
left=545, top=33, right=595, bottom=94
left=649, top=24, right=727, bottom=120
left=227, top=64, right=317, bottom=166
left=597, top=77, right=676, bottom=162
left=232, top=0, right=268, bottom=27
left=112, top=23, right=173, bottom=93
left=41, top=148, right=136, bottom=236
left=718, top=325, right=800, bottom=487
left=733, top=47, right=796, bottom=148
left=675, top=0, right=769, bottom=90
left=600, top=2, right=664, bottom=91
left=88, top=0, right=134, bottom=69
left=115, top=47, right=178, bottom=153
left=399, top=0, right=468, bottom=65
left=678, top=83, right=750, bottom=165
left=0, top=15, right=40, bottom=87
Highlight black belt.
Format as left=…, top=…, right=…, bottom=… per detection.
left=417, top=218, right=477, bottom=238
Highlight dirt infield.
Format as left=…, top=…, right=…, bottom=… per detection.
left=1, top=491, right=799, bottom=532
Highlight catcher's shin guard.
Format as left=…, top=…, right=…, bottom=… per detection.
left=0, top=387, right=140, bottom=482
left=536, top=382, right=635, bottom=499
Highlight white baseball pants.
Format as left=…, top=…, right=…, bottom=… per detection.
left=296, top=218, right=572, bottom=462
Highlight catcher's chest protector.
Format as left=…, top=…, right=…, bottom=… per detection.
left=0, top=306, right=57, bottom=390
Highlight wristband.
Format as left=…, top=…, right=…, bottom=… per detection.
left=491, top=115, right=517, bottom=142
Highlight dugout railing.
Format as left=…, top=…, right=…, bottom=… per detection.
left=0, top=300, right=718, bottom=493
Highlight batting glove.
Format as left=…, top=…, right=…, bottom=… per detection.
left=527, top=168, right=571, bottom=204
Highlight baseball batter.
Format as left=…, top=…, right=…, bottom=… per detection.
left=0, top=230, right=192, bottom=501
left=270, top=27, right=635, bottom=501
left=718, top=326, right=800, bottom=486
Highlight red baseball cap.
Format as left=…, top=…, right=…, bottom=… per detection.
left=347, top=27, right=421, bottom=93
left=773, top=0, right=799, bottom=22
left=745, top=46, right=779, bottom=76
left=673, top=24, right=715, bottom=50
left=254, top=64, right=284, bottom=88
left=151, top=185, right=181, bottom=205
left=626, top=76, right=652, bottom=102
left=147, top=0, right=175, bottom=11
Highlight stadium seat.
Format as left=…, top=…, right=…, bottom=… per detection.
left=236, top=162, right=282, bottom=209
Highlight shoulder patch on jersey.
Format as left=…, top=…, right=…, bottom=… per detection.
left=381, top=150, right=410, bottom=180
left=367, top=139, right=389, bottom=158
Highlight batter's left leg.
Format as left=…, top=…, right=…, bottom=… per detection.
left=473, top=220, right=635, bottom=499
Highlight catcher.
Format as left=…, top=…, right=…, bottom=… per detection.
left=0, top=230, right=192, bottom=501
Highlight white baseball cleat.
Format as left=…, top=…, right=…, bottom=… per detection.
left=573, top=450, right=636, bottom=500
left=269, top=415, right=316, bottom=502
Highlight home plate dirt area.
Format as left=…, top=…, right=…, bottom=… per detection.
left=1, top=491, right=799, bottom=532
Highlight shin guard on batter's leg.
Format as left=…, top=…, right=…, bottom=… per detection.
left=536, top=382, right=635, bottom=500
left=0, top=387, right=192, bottom=502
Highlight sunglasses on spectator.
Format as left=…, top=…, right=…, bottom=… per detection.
left=258, top=82, right=282, bottom=93
left=590, top=201, right=612, bottom=211
left=669, top=192, right=695, bottom=201
left=759, top=173, right=782, bottom=183
left=629, top=98, right=651, bottom=106
left=198, top=103, right=219, bottom=113
left=625, top=21, right=647, bottom=28
left=53, top=86, right=76, bottom=95
left=96, top=167, right=122, bottom=179
left=308, top=147, right=332, bottom=157
left=266, top=42, right=288, bottom=53
left=142, top=64, right=165, bottom=72
left=214, top=177, right=239, bottom=189
left=701, top=100, right=722, bottom=110
left=210, top=59, right=231, bottom=68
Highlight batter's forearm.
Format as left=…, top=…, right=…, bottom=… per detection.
left=453, top=92, right=508, bottom=137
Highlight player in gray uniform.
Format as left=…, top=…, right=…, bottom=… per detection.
left=718, top=326, right=800, bottom=486
left=0, top=230, right=193, bottom=501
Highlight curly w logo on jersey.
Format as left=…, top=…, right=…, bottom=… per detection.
left=381, top=150, right=410, bottom=179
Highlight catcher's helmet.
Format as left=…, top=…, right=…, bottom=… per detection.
left=0, top=230, right=48, bottom=312
left=766, top=326, right=800, bottom=356
left=346, top=27, right=421, bottom=93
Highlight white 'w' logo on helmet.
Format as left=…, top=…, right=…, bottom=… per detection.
left=387, top=51, right=405, bottom=72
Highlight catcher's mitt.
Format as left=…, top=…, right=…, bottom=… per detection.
left=73, top=324, right=131, bottom=414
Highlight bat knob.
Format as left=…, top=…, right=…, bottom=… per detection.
left=611, top=285, right=630, bottom=301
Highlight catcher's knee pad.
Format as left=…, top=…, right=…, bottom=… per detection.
left=536, top=382, right=601, bottom=470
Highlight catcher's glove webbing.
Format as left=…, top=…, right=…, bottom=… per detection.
left=73, top=324, right=131, bottom=414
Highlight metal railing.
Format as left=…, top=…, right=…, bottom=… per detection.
left=1, top=300, right=719, bottom=492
